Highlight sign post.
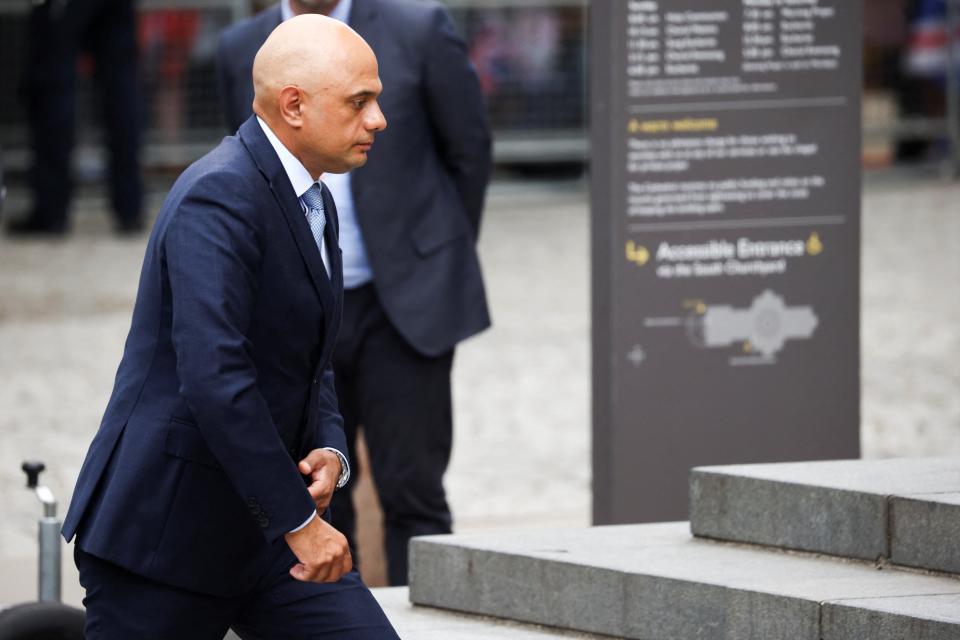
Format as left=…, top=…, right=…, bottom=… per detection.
left=591, top=0, right=862, bottom=524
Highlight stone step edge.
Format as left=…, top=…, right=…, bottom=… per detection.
left=689, top=467, right=960, bottom=574
left=690, top=529, right=960, bottom=583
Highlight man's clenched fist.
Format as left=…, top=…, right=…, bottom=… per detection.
left=284, top=515, right=352, bottom=583
left=298, top=448, right=342, bottom=512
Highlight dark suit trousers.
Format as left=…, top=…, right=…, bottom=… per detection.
left=331, top=284, right=454, bottom=586
left=75, top=545, right=398, bottom=639
left=25, top=0, right=142, bottom=228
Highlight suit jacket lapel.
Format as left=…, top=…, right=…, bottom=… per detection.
left=319, top=183, right=344, bottom=351
left=237, top=117, right=336, bottom=328
left=320, top=183, right=343, bottom=297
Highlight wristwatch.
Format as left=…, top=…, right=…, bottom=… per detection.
left=323, top=447, right=351, bottom=490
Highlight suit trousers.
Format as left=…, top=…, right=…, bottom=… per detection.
left=75, top=545, right=399, bottom=639
left=330, top=284, right=454, bottom=586
left=25, top=0, right=142, bottom=228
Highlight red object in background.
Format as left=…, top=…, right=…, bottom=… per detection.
left=74, top=9, right=200, bottom=80
left=139, top=9, right=200, bottom=80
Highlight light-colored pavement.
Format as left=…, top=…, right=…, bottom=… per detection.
left=1, top=175, right=958, bottom=607
left=373, top=587, right=612, bottom=639
left=860, top=177, right=960, bottom=457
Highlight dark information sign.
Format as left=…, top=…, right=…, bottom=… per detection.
left=591, top=0, right=862, bottom=524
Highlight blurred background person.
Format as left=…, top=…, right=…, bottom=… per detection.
left=9, top=0, right=144, bottom=237
left=217, top=0, right=493, bottom=586
left=900, top=0, right=958, bottom=162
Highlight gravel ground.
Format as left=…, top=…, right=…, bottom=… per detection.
left=1, top=175, right=957, bottom=584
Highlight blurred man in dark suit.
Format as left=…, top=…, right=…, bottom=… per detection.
left=63, top=15, right=399, bottom=637
left=11, top=0, right=143, bottom=236
left=218, top=0, right=492, bottom=585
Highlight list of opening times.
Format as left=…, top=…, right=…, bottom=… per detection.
left=627, top=0, right=843, bottom=99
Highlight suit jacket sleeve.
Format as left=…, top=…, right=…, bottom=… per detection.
left=421, top=5, right=493, bottom=239
left=314, top=364, right=348, bottom=460
left=165, top=175, right=316, bottom=541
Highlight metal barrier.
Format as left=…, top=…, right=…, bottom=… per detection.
left=0, top=0, right=245, bottom=170
left=946, top=0, right=959, bottom=174
left=1, top=0, right=958, bottom=171
left=863, top=0, right=960, bottom=174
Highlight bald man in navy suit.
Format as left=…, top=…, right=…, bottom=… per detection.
left=64, top=16, right=399, bottom=637
left=218, top=0, right=492, bottom=586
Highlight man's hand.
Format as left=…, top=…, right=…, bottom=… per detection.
left=298, top=448, right=342, bottom=512
left=284, top=515, right=352, bottom=583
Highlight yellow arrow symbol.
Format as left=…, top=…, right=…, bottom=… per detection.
left=626, top=240, right=650, bottom=266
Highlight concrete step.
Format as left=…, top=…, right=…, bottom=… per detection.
left=372, top=587, right=612, bottom=639
left=408, top=522, right=960, bottom=640
left=689, top=458, right=960, bottom=573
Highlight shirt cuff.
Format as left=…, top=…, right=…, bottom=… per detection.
left=323, top=447, right=351, bottom=489
left=288, top=511, right=317, bottom=534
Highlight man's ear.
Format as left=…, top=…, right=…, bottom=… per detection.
left=278, top=85, right=304, bottom=128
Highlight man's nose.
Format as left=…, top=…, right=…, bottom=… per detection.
left=366, top=103, right=387, bottom=132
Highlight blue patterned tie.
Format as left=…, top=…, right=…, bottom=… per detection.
left=300, top=183, right=326, bottom=256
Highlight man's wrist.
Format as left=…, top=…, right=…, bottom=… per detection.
left=288, top=511, right=318, bottom=534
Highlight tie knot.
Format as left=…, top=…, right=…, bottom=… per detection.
left=301, top=183, right=324, bottom=212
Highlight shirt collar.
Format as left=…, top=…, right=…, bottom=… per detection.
left=281, top=0, right=352, bottom=24
left=256, top=116, right=317, bottom=199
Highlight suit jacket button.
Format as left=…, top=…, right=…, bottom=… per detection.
left=258, top=516, right=269, bottom=528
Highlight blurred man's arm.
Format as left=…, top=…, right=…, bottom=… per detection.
left=421, top=5, right=493, bottom=239
left=215, top=33, right=241, bottom=133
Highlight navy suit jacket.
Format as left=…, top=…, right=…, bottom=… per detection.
left=217, top=0, right=492, bottom=356
left=62, top=117, right=348, bottom=597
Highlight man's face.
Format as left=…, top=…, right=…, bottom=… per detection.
left=299, top=52, right=386, bottom=175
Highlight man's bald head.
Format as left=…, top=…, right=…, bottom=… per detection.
left=252, top=14, right=371, bottom=118
left=250, top=14, right=386, bottom=178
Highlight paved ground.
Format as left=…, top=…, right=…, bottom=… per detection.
left=1, top=174, right=958, bottom=606
left=372, top=587, right=613, bottom=639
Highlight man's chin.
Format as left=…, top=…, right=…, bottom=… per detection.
left=320, top=159, right=362, bottom=175
left=348, top=153, right=370, bottom=169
